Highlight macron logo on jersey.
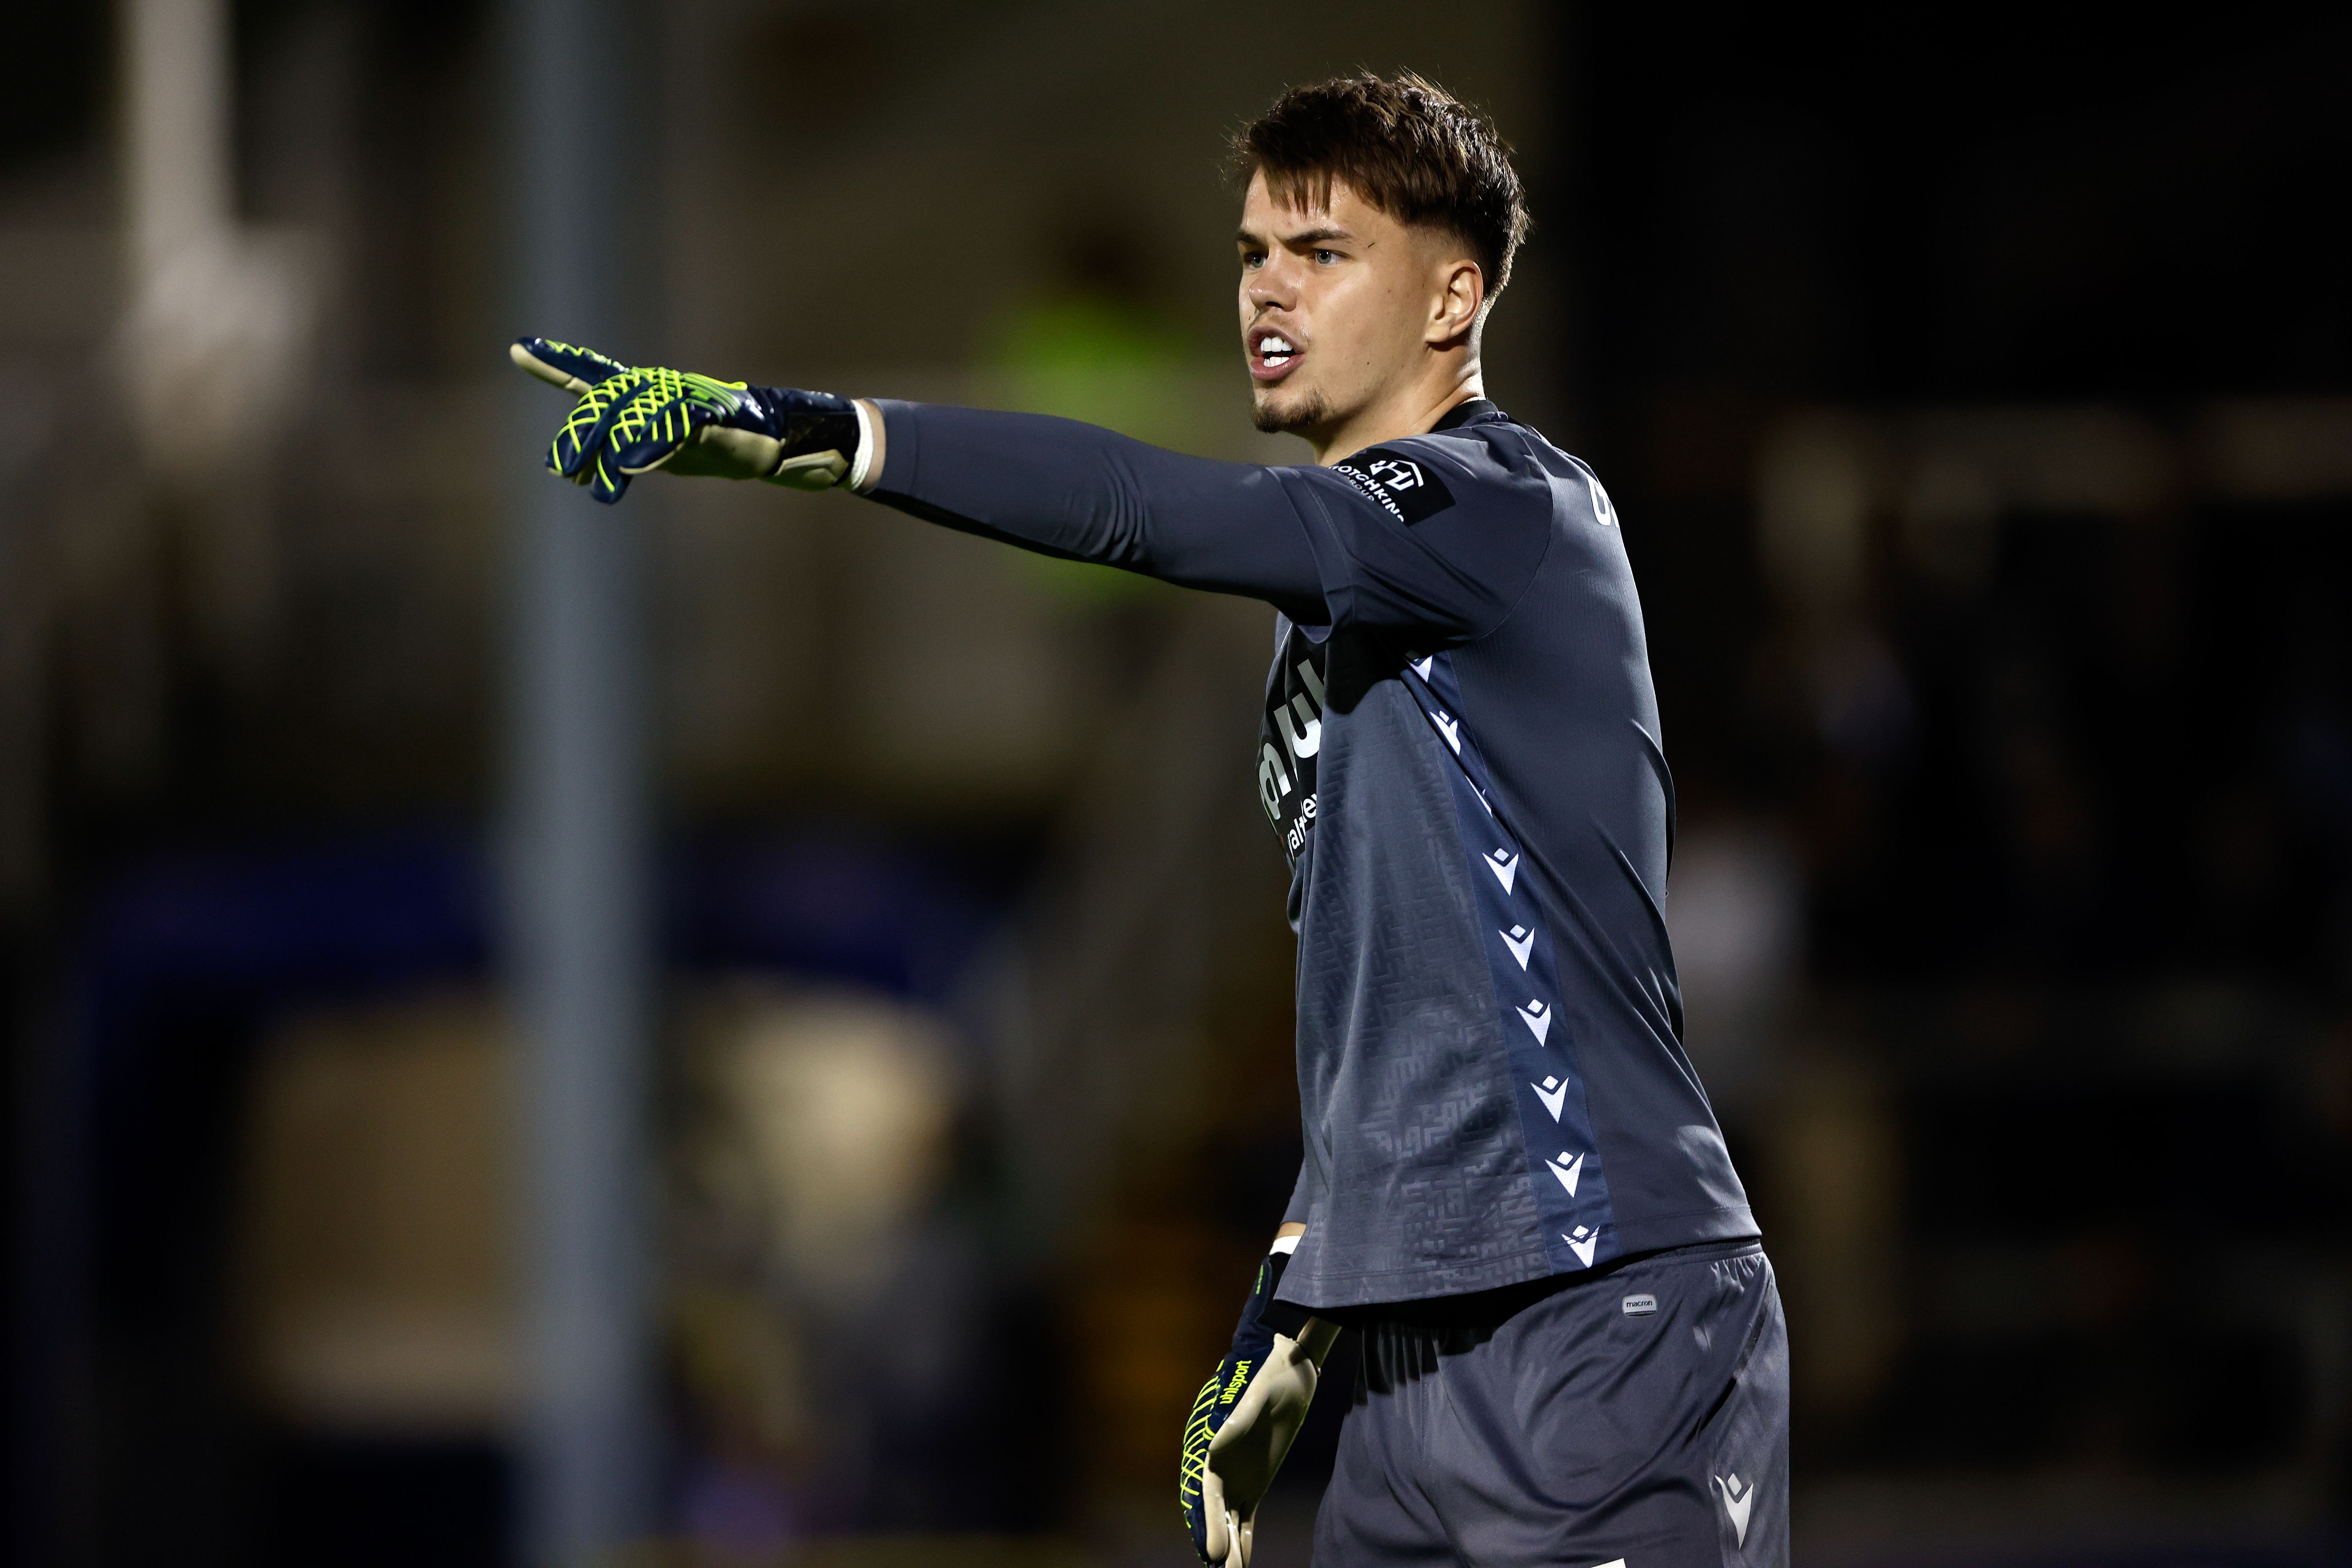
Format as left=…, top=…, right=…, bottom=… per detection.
left=1532, top=1074, right=1569, bottom=1121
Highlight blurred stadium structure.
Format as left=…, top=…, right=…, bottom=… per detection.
left=2, top=2, right=2350, bottom=1566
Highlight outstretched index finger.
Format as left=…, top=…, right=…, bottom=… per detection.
left=510, top=337, right=630, bottom=393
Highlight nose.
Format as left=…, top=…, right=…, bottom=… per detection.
left=1246, top=255, right=1297, bottom=313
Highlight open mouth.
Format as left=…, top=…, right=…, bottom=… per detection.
left=1249, top=327, right=1303, bottom=383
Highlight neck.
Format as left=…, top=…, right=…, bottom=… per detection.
left=1309, top=357, right=1485, bottom=466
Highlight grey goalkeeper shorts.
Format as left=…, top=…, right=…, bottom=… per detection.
left=1312, top=1241, right=1787, bottom=1568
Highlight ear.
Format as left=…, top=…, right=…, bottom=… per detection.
left=1427, top=258, right=1485, bottom=349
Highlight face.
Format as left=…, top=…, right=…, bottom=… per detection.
left=1236, top=171, right=1473, bottom=440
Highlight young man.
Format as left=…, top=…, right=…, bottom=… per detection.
left=516, top=73, right=1786, bottom=1568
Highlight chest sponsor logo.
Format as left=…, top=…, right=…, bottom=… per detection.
left=1274, top=681, right=1322, bottom=759
left=1258, top=637, right=1328, bottom=864
left=1586, top=472, right=1619, bottom=528
left=1332, top=446, right=1456, bottom=525
left=1713, top=1473, right=1754, bottom=1546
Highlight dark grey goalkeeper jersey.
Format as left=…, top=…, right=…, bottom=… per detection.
left=870, top=396, right=1755, bottom=1312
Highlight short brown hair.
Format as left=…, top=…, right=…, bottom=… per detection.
left=1234, top=71, right=1530, bottom=298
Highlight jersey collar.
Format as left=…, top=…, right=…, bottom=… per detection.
left=1431, top=397, right=1505, bottom=433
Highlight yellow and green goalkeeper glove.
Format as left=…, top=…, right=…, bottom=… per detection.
left=510, top=337, right=870, bottom=505
left=1180, top=1245, right=1338, bottom=1567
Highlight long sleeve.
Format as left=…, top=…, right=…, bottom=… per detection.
left=867, top=401, right=1330, bottom=618
left=865, top=401, right=1556, bottom=642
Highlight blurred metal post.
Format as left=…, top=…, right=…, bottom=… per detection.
left=506, top=0, right=657, bottom=1560
left=123, top=0, right=230, bottom=272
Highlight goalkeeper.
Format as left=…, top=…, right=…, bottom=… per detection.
left=518, top=73, right=1786, bottom=1568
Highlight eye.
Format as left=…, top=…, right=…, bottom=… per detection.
left=1313, top=249, right=1341, bottom=265
left=1241, top=250, right=1265, bottom=269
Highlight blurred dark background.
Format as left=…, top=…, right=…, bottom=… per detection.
left=4, top=3, right=2350, bottom=1565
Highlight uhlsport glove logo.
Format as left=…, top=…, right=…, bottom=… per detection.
left=1181, top=1254, right=1283, bottom=1565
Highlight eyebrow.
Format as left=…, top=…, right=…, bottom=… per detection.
left=1235, top=225, right=1357, bottom=248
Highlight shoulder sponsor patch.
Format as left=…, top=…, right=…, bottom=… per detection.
left=1332, top=446, right=1455, bottom=525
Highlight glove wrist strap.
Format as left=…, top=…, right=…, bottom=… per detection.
left=847, top=398, right=877, bottom=490
left=743, top=385, right=863, bottom=489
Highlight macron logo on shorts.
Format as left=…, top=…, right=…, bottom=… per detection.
left=1714, top=1472, right=1754, bottom=1545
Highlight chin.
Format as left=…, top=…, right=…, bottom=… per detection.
left=1252, top=385, right=1333, bottom=436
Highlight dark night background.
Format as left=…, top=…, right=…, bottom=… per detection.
left=4, top=3, right=2350, bottom=1564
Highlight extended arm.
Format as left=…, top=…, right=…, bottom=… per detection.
left=512, top=339, right=1549, bottom=639
left=860, top=401, right=1328, bottom=617
left=859, top=400, right=1550, bottom=642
